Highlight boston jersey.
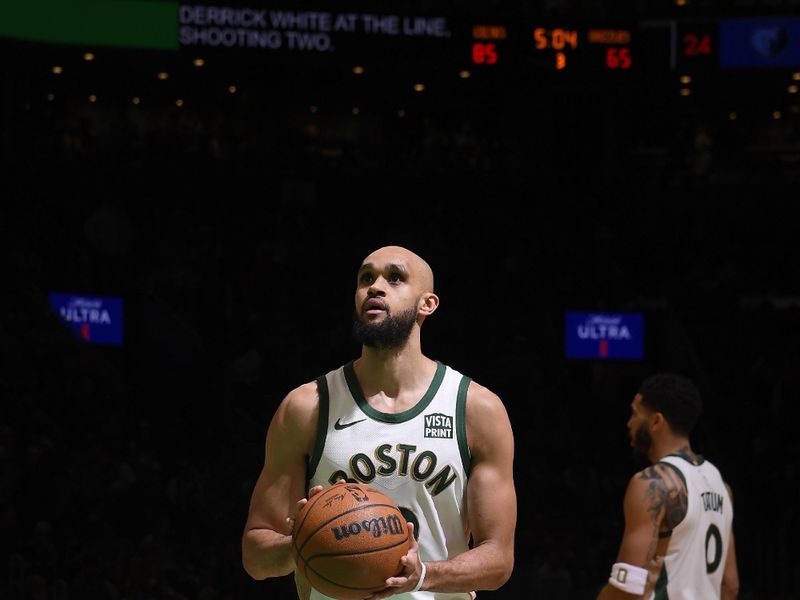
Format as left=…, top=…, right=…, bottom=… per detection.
left=650, top=454, right=733, bottom=600
left=297, top=360, right=474, bottom=600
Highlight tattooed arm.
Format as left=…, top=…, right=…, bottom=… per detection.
left=721, top=483, right=740, bottom=600
left=596, top=463, right=688, bottom=599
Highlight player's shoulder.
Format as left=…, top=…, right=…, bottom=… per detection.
left=626, top=461, right=687, bottom=496
left=465, top=378, right=505, bottom=415
left=273, top=380, right=322, bottom=427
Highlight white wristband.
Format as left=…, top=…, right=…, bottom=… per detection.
left=412, top=561, right=427, bottom=593
left=608, top=562, right=648, bottom=595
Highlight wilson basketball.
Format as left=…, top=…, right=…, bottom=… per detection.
left=291, top=482, right=411, bottom=600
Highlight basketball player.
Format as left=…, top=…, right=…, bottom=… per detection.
left=242, top=245, right=517, bottom=599
left=597, top=373, right=740, bottom=599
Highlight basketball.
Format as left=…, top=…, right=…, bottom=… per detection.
left=291, top=482, right=411, bottom=599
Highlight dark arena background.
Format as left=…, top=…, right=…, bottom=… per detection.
left=2, top=0, right=800, bottom=598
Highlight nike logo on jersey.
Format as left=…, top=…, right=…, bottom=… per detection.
left=334, top=417, right=367, bottom=430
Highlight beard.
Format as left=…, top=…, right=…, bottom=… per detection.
left=352, top=307, right=418, bottom=349
left=632, top=423, right=652, bottom=462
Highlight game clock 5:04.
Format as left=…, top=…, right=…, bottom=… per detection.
left=532, top=25, right=633, bottom=71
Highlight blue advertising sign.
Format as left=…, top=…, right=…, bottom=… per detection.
left=720, top=17, right=800, bottom=68
left=565, top=311, right=643, bottom=360
left=48, top=293, right=124, bottom=346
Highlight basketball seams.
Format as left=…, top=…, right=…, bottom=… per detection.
left=294, top=485, right=346, bottom=547
left=306, top=534, right=411, bottom=561
left=291, top=483, right=411, bottom=598
left=304, top=538, right=412, bottom=592
left=293, top=485, right=351, bottom=580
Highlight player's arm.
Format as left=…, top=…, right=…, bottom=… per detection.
left=430, top=382, right=517, bottom=591
left=721, top=483, right=740, bottom=600
left=366, top=382, right=516, bottom=599
left=241, top=381, right=319, bottom=580
left=596, top=463, right=686, bottom=600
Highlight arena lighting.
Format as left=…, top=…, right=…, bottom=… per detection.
left=89, top=94, right=97, bottom=103
left=309, top=105, right=318, bottom=113
left=47, top=93, right=55, bottom=101
left=680, top=87, right=691, bottom=96
left=728, top=111, right=737, bottom=120
left=789, top=85, right=799, bottom=94
left=132, top=96, right=141, bottom=104
left=228, top=85, right=237, bottom=93
left=397, top=109, right=406, bottom=117
left=157, top=71, right=169, bottom=80
left=773, top=110, right=782, bottom=119
left=83, top=52, right=95, bottom=61
left=793, top=72, right=800, bottom=80
left=352, top=106, right=360, bottom=115
left=352, top=65, right=364, bottom=74
left=51, top=65, right=63, bottom=74
left=680, top=74, right=691, bottom=84
left=413, top=83, right=425, bottom=91
left=458, top=70, right=471, bottom=78
left=176, top=98, right=184, bottom=107
left=193, top=57, right=205, bottom=66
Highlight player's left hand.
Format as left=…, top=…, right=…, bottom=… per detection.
left=362, top=522, right=423, bottom=599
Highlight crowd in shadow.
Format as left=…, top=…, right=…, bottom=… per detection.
left=2, top=66, right=800, bottom=599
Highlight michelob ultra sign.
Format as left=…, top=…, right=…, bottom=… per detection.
left=565, top=311, right=643, bottom=360
left=48, top=293, right=123, bottom=346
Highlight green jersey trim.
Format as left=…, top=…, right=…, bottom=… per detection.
left=307, top=376, right=329, bottom=477
left=655, top=459, right=688, bottom=535
left=456, top=375, right=472, bottom=475
left=343, top=360, right=447, bottom=423
left=665, top=451, right=705, bottom=466
left=657, top=459, right=688, bottom=488
left=654, top=563, right=669, bottom=600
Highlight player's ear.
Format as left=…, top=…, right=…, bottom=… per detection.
left=418, top=292, right=439, bottom=316
left=650, top=412, right=666, bottom=432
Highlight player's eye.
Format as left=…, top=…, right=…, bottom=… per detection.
left=387, top=271, right=405, bottom=283
left=359, top=272, right=374, bottom=284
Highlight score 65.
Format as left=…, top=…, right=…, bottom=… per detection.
left=606, top=46, right=632, bottom=69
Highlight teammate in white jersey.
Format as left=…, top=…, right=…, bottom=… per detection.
left=597, top=373, right=740, bottom=600
left=242, top=245, right=517, bottom=599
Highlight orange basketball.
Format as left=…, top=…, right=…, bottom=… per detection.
left=291, top=482, right=411, bottom=600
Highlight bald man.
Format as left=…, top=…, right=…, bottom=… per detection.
left=242, top=246, right=517, bottom=600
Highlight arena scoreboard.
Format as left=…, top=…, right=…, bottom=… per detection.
left=469, top=22, right=636, bottom=74
left=176, top=8, right=651, bottom=78
left=5, top=2, right=800, bottom=76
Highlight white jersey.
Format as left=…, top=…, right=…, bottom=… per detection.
left=297, top=360, right=474, bottom=600
left=650, top=454, right=733, bottom=600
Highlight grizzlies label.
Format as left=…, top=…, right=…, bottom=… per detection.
left=424, top=413, right=453, bottom=439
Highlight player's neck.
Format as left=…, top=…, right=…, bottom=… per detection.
left=650, top=438, right=695, bottom=464
left=354, top=343, right=436, bottom=398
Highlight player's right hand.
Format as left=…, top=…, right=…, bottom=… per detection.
left=286, top=484, right=324, bottom=533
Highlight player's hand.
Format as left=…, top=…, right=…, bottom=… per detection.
left=286, top=480, right=347, bottom=534
left=285, top=484, right=324, bottom=533
left=362, top=522, right=422, bottom=599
